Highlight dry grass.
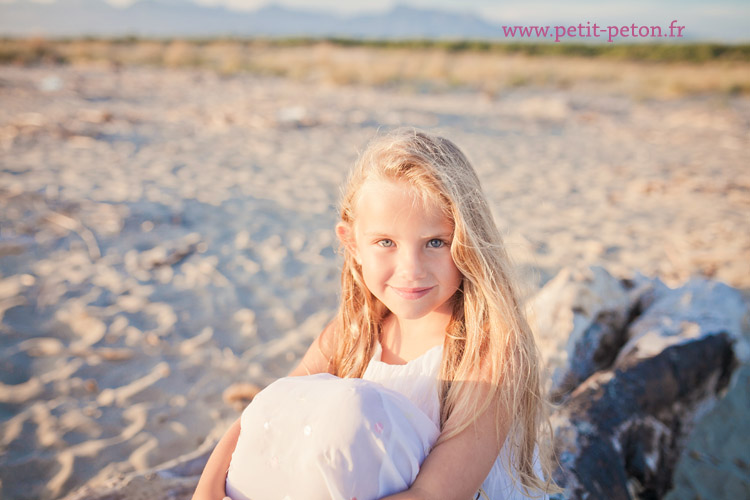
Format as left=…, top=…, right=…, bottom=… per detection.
left=2, top=38, right=749, bottom=98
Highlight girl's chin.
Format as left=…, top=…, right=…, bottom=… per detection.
left=383, top=305, right=445, bottom=322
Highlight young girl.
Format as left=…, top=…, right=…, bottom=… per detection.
left=193, top=128, right=555, bottom=500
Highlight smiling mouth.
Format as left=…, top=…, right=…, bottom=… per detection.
left=391, top=286, right=434, bottom=300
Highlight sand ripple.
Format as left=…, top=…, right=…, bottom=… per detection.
left=0, top=65, right=748, bottom=499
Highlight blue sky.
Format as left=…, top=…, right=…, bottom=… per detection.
left=9, top=0, right=750, bottom=41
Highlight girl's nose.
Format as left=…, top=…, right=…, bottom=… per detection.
left=396, top=247, right=426, bottom=280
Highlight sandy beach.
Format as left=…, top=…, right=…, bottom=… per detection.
left=0, top=62, right=748, bottom=499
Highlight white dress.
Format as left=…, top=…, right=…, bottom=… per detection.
left=225, top=343, right=547, bottom=500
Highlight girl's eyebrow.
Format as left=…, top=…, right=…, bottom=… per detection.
left=363, top=231, right=453, bottom=239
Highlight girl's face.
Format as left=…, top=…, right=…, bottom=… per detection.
left=343, top=179, right=462, bottom=322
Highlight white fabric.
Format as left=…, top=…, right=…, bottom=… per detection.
left=361, top=342, right=443, bottom=425
left=226, top=373, right=439, bottom=500
left=225, top=342, right=548, bottom=500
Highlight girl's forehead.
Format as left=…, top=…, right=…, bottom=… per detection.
left=353, top=178, right=452, bottom=229
left=356, top=178, right=438, bottom=210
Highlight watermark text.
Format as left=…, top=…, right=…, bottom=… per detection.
left=502, top=20, right=686, bottom=43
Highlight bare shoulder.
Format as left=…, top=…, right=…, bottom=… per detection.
left=318, top=319, right=337, bottom=353
left=287, top=319, right=337, bottom=376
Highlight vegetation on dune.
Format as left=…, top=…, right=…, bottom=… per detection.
left=1, top=37, right=748, bottom=97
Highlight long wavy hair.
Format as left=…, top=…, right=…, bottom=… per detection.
left=329, top=127, right=555, bottom=494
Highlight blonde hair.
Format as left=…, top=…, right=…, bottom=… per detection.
left=331, top=127, right=556, bottom=494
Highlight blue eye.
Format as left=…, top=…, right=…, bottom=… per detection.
left=427, top=239, right=445, bottom=248
left=378, top=239, right=394, bottom=248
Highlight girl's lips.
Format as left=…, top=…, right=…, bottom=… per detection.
left=391, top=286, right=434, bottom=300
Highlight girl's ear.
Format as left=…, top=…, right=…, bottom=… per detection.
left=336, top=222, right=359, bottom=263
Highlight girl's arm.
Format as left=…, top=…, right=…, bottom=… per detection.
left=382, top=384, right=507, bottom=500
left=192, top=417, right=240, bottom=500
left=192, top=321, right=336, bottom=499
left=287, top=320, right=336, bottom=376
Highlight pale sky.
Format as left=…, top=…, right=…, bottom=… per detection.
left=194, top=0, right=746, bottom=40
left=10, top=0, right=750, bottom=41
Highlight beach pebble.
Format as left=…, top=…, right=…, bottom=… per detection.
left=96, top=347, right=135, bottom=362
left=84, top=379, right=98, bottom=393
left=77, top=109, right=113, bottom=124
left=19, top=337, right=65, bottom=357
left=223, top=382, right=263, bottom=410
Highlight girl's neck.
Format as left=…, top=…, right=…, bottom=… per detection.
left=379, top=312, right=449, bottom=364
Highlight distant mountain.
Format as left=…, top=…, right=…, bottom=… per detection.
left=0, top=0, right=503, bottom=39
left=331, top=5, right=500, bottom=40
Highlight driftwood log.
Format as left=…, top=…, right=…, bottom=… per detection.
left=539, top=268, right=747, bottom=499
